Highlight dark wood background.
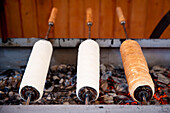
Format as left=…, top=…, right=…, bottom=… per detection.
left=1, top=0, right=170, bottom=39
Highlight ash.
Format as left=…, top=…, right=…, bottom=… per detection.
left=0, top=64, right=169, bottom=105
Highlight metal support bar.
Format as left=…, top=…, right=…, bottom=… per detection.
left=0, top=105, right=169, bottom=113
left=1, top=38, right=170, bottom=48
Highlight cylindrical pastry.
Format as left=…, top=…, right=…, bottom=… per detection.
left=76, top=39, right=100, bottom=102
left=120, top=40, right=154, bottom=102
left=19, top=40, right=53, bottom=102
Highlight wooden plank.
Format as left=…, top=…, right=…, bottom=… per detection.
left=84, top=0, right=99, bottom=38
left=114, top=0, right=129, bottom=39
left=129, top=0, right=147, bottom=39
left=145, top=0, right=164, bottom=39
left=53, top=0, right=69, bottom=38
left=36, top=0, right=52, bottom=38
left=69, top=0, right=84, bottom=38
left=160, top=0, right=170, bottom=39
left=99, top=0, right=114, bottom=38
left=20, top=0, right=38, bottom=38
left=0, top=0, right=8, bottom=42
left=4, top=0, right=23, bottom=38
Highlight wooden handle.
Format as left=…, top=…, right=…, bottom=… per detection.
left=116, top=7, right=125, bottom=23
left=86, top=8, right=93, bottom=23
left=48, top=7, right=58, bottom=24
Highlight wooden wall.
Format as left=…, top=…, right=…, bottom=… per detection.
left=1, top=0, right=170, bottom=39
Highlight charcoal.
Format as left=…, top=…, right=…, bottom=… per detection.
left=157, top=82, right=167, bottom=88
left=100, top=64, right=106, bottom=72
left=8, top=91, right=14, bottom=97
left=108, top=93, right=117, bottom=97
left=3, top=86, right=9, bottom=93
left=106, top=64, right=115, bottom=71
left=0, top=91, right=5, bottom=99
left=63, top=101, right=69, bottom=105
left=0, top=69, right=15, bottom=77
left=152, top=73, right=158, bottom=78
left=58, top=73, right=65, bottom=78
left=57, top=64, right=67, bottom=72
left=0, top=64, right=169, bottom=105
left=46, top=94, right=51, bottom=100
left=50, top=65, right=58, bottom=72
left=65, top=85, right=75, bottom=90
left=103, top=95, right=114, bottom=104
left=59, top=78, right=64, bottom=84
left=100, top=80, right=108, bottom=91
left=71, top=75, right=77, bottom=86
left=115, top=83, right=128, bottom=93
left=152, top=65, right=166, bottom=71
left=94, top=100, right=100, bottom=104
left=116, top=95, right=128, bottom=99
left=111, top=76, right=126, bottom=83
left=101, top=71, right=111, bottom=80
left=45, top=80, right=52, bottom=89
left=64, top=79, right=70, bottom=86
left=53, top=75, right=59, bottom=81
left=157, top=73, right=170, bottom=85
left=44, top=85, right=54, bottom=92
left=67, top=71, right=72, bottom=75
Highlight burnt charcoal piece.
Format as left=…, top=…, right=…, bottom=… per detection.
left=0, top=64, right=169, bottom=105
left=45, top=80, right=52, bottom=89
left=115, top=83, right=128, bottom=93
left=157, top=74, right=170, bottom=85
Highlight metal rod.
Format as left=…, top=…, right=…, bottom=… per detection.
left=26, top=93, right=31, bottom=105
left=85, top=93, right=90, bottom=105
left=121, top=23, right=128, bottom=39
left=141, top=92, right=148, bottom=105
left=45, top=25, right=52, bottom=40
left=87, top=22, right=93, bottom=39
left=142, top=95, right=147, bottom=105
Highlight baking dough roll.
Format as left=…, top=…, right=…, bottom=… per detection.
left=76, top=39, right=100, bottom=101
left=19, top=40, right=53, bottom=102
left=120, top=40, right=154, bottom=102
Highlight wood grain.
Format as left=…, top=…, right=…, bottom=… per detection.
left=114, top=0, right=129, bottom=39
left=36, top=0, right=52, bottom=38
left=69, top=0, right=84, bottom=38
left=2, top=0, right=170, bottom=39
left=145, top=0, right=164, bottom=39
left=160, top=0, right=170, bottom=39
left=53, top=0, right=69, bottom=38
left=5, top=0, right=22, bottom=38
left=129, top=0, right=147, bottom=39
left=99, top=0, right=115, bottom=38
left=20, top=0, right=38, bottom=38
left=85, top=0, right=99, bottom=38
